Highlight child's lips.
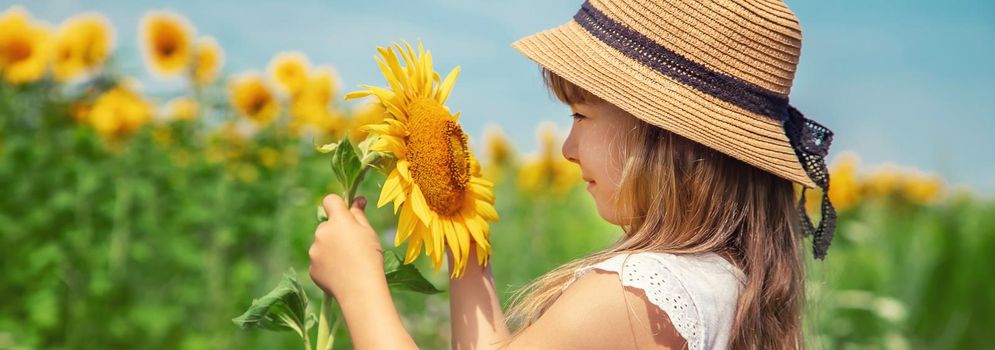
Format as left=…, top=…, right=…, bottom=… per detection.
left=586, top=180, right=595, bottom=190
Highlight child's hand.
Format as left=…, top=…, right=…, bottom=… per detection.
left=308, top=194, right=385, bottom=300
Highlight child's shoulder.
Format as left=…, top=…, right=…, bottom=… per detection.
left=557, top=251, right=745, bottom=350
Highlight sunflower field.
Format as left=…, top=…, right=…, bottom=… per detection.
left=1, top=6, right=992, bottom=350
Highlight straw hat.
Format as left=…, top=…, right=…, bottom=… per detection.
left=512, top=0, right=837, bottom=259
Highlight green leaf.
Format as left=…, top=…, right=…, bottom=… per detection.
left=383, top=252, right=443, bottom=294
left=329, top=137, right=362, bottom=189
left=232, top=268, right=312, bottom=340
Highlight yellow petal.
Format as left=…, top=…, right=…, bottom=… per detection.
left=404, top=231, right=423, bottom=264
left=409, top=185, right=432, bottom=225
left=378, top=169, right=404, bottom=208
left=436, top=66, right=460, bottom=104
left=396, top=204, right=416, bottom=246
left=344, top=90, right=372, bottom=100
left=443, top=220, right=462, bottom=275
left=452, top=219, right=471, bottom=266
left=430, top=214, right=445, bottom=271
left=475, top=199, right=499, bottom=222
left=463, top=213, right=489, bottom=251
left=396, top=160, right=412, bottom=181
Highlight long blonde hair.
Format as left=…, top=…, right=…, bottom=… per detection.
left=504, top=67, right=808, bottom=349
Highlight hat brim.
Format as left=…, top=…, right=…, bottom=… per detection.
left=512, top=20, right=817, bottom=189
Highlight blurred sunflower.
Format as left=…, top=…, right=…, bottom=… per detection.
left=140, top=10, right=193, bottom=77
left=827, top=151, right=860, bottom=211
left=228, top=72, right=279, bottom=126
left=345, top=41, right=498, bottom=278
left=347, top=102, right=386, bottom=144
left=481, top=124, right=515, bottom=181
left=162, top=96, right=199, bottom=121
left=52, top=12, right=114, bottom=82
left=900, top=171, right=945, bottom=205
left=192, top=36, right=223, bottom=85
left=268, top=52, right=310, bottom=96
left=0, top=7, right=51, bottom=84
left=87, top=85, right=154, bottom=139
left=517, top=122, right=581, bottom=197
left=289, top=67, right=346, bottom=137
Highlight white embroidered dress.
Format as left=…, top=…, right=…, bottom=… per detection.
left=562, top=251, right=747, bottom=350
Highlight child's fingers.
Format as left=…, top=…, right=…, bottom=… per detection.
left=322, top=194, right=354, bottom=223
left=350, top=196, right=372, bottom=228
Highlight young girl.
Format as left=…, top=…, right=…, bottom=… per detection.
left=307, top=0, right=837, bottom=348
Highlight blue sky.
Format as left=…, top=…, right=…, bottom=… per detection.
left=6, top=0, right=995, bottom=193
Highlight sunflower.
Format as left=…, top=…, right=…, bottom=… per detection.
left=827, top=151, right=860, bottom=211
left=52, top=12, right=114, bottom=82
left=481, top=124, right=515, bottom=181
left=140, top=10, right=193, bottom=77
left=517, top=122, right=581, bottom=197
left=192, top=36, right=223, bottom=85
left=162, top=96, right=199, bottom=121
left=87, top=85, right=154, bottom=139
left=228, top=72, right=279, bottom=126
left=0, top=7, right=50, bottom=84
left=268, top=51, right=310, bottom=96
left=347, top=102, right=386, bottom=145
left=345, top=41, right=498, bottom=278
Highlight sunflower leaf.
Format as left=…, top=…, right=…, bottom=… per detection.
left=232, top=268, right=312, bottom=340
left=324, top=136, right=363, bottom=199
left=383, top=251, right=442, bottom=294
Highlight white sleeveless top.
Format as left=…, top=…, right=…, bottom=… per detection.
left=561, top=251, right=747, bottom=350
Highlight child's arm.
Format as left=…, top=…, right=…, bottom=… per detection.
left=448, top=243, right=511, bottom=349
left=309, top=195, right=418, bottom=349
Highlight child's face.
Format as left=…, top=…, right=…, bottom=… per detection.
left=562, top=101, right=637, bottom=225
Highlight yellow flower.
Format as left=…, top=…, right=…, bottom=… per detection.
left=517, top=122, right=581, bottom=196
left=481, top=124, right=515, bottom=181
left=0, top=7, right=51, bottom=84
left=901, top=171, right=945, bottom=205
left=289, top=66, right=343, bottom=136
left=88, top=85, right=154, bottom=139
left=345, top=41, right=498, bottom=278
left=347, top=102, right=386, bottom=144
left=827, top=151, right=860, bottom=211
left=228, top=72, right=279, bottom=126
left=52, top=12, right=114, bottom=82
left=192, top=36, right=223, bottom=85
left=268, top=51, right=310, bottom=96
left=163, top=96, right=199, bottom=121
left=140, top=10, right=193, bottom=77
left=258, top=147, right=280, bottom=169
left=863, top=165, right=902, bottom=198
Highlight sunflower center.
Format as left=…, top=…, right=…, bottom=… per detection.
left=406, top=97, right=470, bottom=216
left=7, top=39, right=32, bottom=62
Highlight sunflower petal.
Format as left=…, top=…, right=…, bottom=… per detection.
left=378, top=170, right=404, bottom=208
left=452, top=219, right=471, bottom=266
left=375, top=56, right=404, bottom=93
left=404, top=231, right=423, bottom=264
left=463, top=213, right=489, bottom=251
left=436, top=66, right=460, bottom=104
left=409, top=185, right=432, bottom=225
left=344, top=90, right=372, bottom=100
left=475, top=199, right=499, bottom=222
left=396, top=204, right=416, bottom=246
left=396, top=160, right=412, bottom=181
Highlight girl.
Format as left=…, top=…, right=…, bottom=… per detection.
left=308, top=0, right=837, bottom=348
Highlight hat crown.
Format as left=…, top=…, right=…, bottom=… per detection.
left=589, top=0, right=802, bottom=95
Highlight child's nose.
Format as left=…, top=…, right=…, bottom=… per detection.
left=561, top=131, right=579, bottom=164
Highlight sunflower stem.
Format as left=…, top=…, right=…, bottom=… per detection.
left=315, top=295, right=333, bottom=350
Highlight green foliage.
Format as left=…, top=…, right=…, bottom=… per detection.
left=1, top=81, right=993, bottom=350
